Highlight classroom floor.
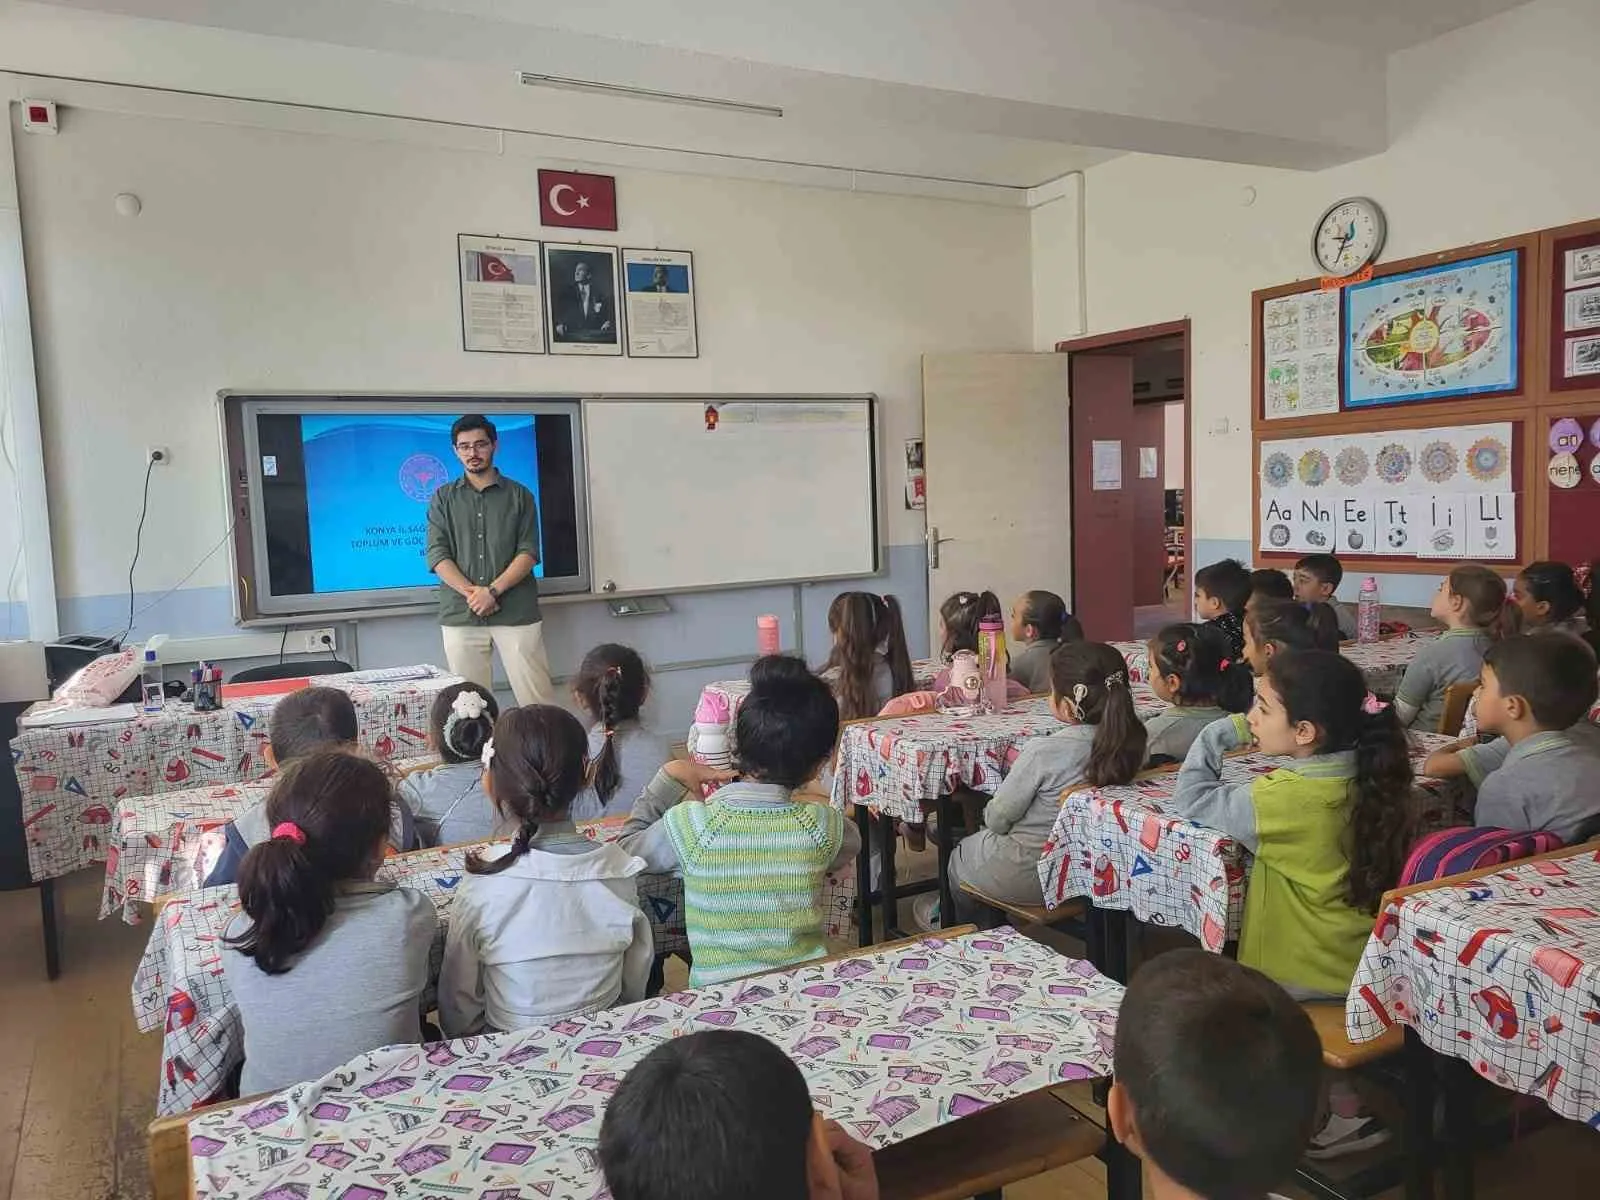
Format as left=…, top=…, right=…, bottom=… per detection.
left=2, top=864, right=1596, bottom=1200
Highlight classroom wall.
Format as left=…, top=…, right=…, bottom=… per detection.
left=1039, top=0, right=1600, bottom=605
left=10, top=91, right=1033, bottom=724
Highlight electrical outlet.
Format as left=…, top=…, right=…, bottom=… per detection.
left=295, top=628, right=337, bottom=655
left=147, top=446, right=170, bottom=466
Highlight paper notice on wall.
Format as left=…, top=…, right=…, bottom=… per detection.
left=458, top=234, right=545, bottom=354
left=1093, top=441, right=1122, bottom=491
left=1333, top=494, right=1376, bottom=556
left=1138, top=447, right=1158, bottom=479
left=1465, top=493, right=1517, bottom=560
left=1418, top=494, right=1467, bottom=559
left=1262, top=290, right=1341, bottom=419
left=1374, top=495, right=1418, bottom=556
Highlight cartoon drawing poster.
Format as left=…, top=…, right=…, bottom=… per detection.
left=1344, top=250, right=1519, bottom=408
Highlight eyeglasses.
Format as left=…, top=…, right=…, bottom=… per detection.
left=455, top=440, right=493, bottom=453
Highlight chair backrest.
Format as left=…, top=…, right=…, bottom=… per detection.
left=1396, top=825, right=1565, bottom=889
left=1437, top=681, right=1478, bottom=736
left=230, top=659, right=354, bottom=684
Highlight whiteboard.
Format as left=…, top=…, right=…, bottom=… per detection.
left=585, top=397, right=878, bottom=594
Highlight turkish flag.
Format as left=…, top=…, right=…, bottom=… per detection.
left=538, top=169, right=618, bottom=230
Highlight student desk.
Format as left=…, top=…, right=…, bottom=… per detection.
left=101, top=755, right=436, bottom=922
left=1036, top=733, right=1459, bottom=982
left=9, top=665, right=456, bottom=889
left=1111, top=631, right=1441, bottom=697
left=157, top=927, right=1136, bottom=1200
left=1346, top=844, right=1600, bottom=1200
left=832, top=688, right=1169, bottom=942
left=134, top=833, right=857, bottom=1115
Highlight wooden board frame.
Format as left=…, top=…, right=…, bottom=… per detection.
left=1246, top=222, right=1600, bottom=573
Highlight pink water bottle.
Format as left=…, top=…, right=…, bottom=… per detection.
left=978, top=615, right=1010, bottom=712
left=1357, top=577, right=1381, bottom=644
left=757, top=614, right=781, bottom=656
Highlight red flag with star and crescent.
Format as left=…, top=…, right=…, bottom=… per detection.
left=538, top=169, right=618, bottom=230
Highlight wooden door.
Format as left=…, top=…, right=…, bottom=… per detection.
left=922, top=354, right=1071, bottom=648
left=1131, top=404, right=1168, bottom=606
left=1069, top=354, right=1136, bottom=640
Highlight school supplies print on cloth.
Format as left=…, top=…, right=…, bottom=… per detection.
left=189, top=928, right=1123, bottom=1200
left=12, top=667, right=455, bottom=885
left=1347, top=848, right=1600, bottom=1125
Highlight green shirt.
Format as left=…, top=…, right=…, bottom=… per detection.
left=425, top=473, right=542, bottom=627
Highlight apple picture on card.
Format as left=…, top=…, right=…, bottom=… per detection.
left=1312, top=196, right=1386, bottom=276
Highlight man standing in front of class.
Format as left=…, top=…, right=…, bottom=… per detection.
left=426, top=414, right=553, bottom=705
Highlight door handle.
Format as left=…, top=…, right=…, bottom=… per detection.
left=927, top=526, right=955, bottom=570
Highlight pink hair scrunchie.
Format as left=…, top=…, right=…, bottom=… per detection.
left=271, top=821, right=308, bottom=846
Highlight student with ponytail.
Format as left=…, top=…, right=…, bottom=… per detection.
left=1169, top=649, right=1417, bottom=1157
left=438, top=706, right=654, bottom=1036
left=1143, top=622, right=1256, bottom=765
left=821, top=591, right=915, bottom=719
left=1395, top=564, right=1507, bottom=729
left=1241, top=599, right=1342, bottom=677
left=401, top=681, right=501, bottom=846
left=571, top=644, right=673, bottom=820
left=947, top=642, right=1147, bottom=918
left=1511, top=561, right=1589, bottom=638
left=222, top=751, right=438, bottom=1097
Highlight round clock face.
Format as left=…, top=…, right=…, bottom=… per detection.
left=1313, top=197, right=1386, bottom=276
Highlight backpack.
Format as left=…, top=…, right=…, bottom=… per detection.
left=1397, top=826, right=1565, bottom=888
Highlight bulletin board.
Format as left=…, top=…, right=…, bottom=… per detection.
left=1249, top=219, right=1600, bottom=574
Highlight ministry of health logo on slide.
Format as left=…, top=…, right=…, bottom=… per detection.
left=399, top=453, right=450, bottom=502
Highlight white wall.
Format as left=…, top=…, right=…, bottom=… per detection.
left=1162, top=400, right=1183, bottom=491
left=1029, top=180, right=1082, bottom=350
left=14, top=95, right=1030, bottom=602
left=1038, top=0, right=1600, bottom=600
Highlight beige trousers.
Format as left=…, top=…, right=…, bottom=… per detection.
left=440, top=621, right=554, bottom=707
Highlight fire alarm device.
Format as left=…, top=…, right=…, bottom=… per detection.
left=21, top=100, right=58, bottom=134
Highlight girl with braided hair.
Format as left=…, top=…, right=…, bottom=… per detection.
left=438, top=705, right=654, bottom=1035
left=571, top=644, right=673, bottom=820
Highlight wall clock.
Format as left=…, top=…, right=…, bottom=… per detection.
left=1313, top=196, right=1386, bottom=277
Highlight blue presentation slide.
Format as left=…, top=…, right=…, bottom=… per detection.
left=301, top=413, right=542, bottom=593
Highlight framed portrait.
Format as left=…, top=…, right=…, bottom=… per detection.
left=1343, top=249, right=1519, bottom=409
left=543, top=243, right=623, bottom=356
left=622, top=248, right=698, bottom=358
left=457, top=234, right=544, bottom=354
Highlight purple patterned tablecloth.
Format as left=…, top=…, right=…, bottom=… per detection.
left=134, top=831, right=856, bottom=1116
left=1038, top=733, right=1459, bottom=948
left=829, top=689, right=1168, bottom=824
left=187, top=928, right=1122, bottom=1200
left=11, top=666, right=456, bottom=884
left=1346, top=848, right=1600, bottom=1124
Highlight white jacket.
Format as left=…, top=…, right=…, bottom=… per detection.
left=437, top=831, right=653, bottom=1036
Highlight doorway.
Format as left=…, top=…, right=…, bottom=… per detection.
left=1058, top=321, right=1191, bottom=643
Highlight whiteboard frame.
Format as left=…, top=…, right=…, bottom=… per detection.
left=219, top=391, right=881, bottom=625
left=578, top=394, right=882, bottom=599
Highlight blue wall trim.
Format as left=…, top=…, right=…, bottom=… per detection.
left=1, top=600, right=27, bottom=640
left=48, top=544, right=930, bottom=736
left=1193, top=538, right=1462, bottom=609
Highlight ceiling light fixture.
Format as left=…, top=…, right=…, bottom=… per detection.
left=517, top=72, right=783, bottom=119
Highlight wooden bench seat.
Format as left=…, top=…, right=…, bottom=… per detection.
left=875, top=1088, right=1104, bottom=1200
left=1303, top=1001, right=1401, bottom=1070
left=959, top=881, right=1086, bottom=928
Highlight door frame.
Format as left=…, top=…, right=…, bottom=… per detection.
left=1056, top=319, right=1193, bottom=622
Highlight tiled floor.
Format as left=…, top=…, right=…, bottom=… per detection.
left=2, top=862, right=1596, bottom=1200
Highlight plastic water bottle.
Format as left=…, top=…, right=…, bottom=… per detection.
left=756, top=614, right=781, bottom=657
left=1357, top=577, right=1381, bottom=644
left=140, top=649, right=164, bottom=713
left=978, top=615, right=1010, bottom=711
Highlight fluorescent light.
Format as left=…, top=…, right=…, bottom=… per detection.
left=517, top=72, right=783, bottom=118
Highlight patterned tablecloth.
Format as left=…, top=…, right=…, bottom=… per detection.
left=101, top=755, right=438, bottom=922
left=1112, top=632, right=1440, bottom=698
left=1037, top=733, right=1460, bottom=948
left=134, top=831, right=856, bottom=1115
left=186, top=928, right=1123, bottom=1200
left=829, top=688, right=1169, bottom=825
left=10, top=666, right=456, bottom=885
left=1346, top=848, right=1600, bottom=1125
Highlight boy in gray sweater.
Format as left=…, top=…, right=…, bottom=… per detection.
left=1462, top=634, right=1600, bottom=842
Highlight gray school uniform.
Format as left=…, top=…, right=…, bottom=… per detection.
left=213, top=789, right=416, bottom=886
left=1395, top=629, right=1491, bottom=731
left=1144, top=706, right=1230, bottom=764
left=820, top=656, right=902, bottom=716
left=1009, top=639, right=1059, bottom=694
left=571, top=721, right=675, bottom=821
left=1331, top=601, right=1357, bottom=641
left=1460, top=721, right=1600, bottom=785
left=223, top=880, right=438, bottom=1096
left=1531, top=617, right=1591, bottom=639
left=1473, top=730, right=1600, bottom=843
left=948, top=723, right=1091, bottom=906
left=400, top=760, right=506, bottom=847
